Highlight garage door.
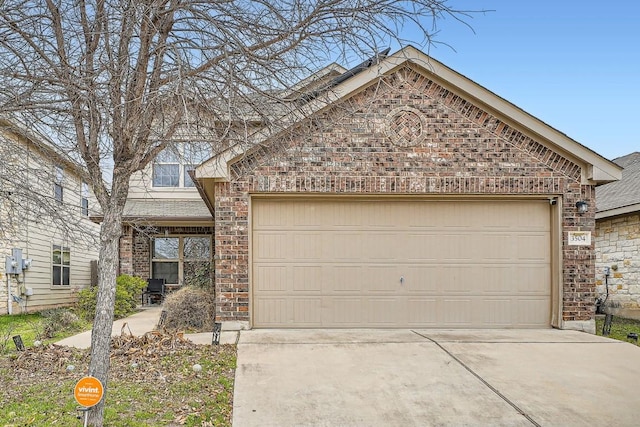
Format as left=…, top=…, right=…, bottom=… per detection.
left=252, top=198, right=551, bottom=328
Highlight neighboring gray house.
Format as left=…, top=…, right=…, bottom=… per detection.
left=595, top=152, right=640, bottom=309
left=0, top=119, right=100, bottom=314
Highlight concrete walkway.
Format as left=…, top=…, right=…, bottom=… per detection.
left=233, top=329, right=640, bottom=427
left=56, top=306, right=238, bottom=348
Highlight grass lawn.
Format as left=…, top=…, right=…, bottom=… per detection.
left=0, top=331, right=236, bottom=426
left=0, top=313, right=43, bottom=351
left=0, top=310, right=90, bottom=353
left=595, top=315, right=640, bottom=344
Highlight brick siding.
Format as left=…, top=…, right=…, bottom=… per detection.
left=214, top=67, right=595, bottom=325
left=118, top=226, right=134, bottom=276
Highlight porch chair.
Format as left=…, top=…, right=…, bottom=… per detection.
left=142, top=278, right=166, bottom=306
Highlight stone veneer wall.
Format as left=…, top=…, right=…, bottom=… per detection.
left=213, top=67, right=596, bottom=330
left=595, top=214, right=640, bottom=308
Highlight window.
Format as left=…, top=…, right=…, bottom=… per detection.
left=151, top=236, right=211, bottom=287
left=152, top=143, right=210, bottom=188
left=81, top=181, right=89, bottom=216
left=152, top=148, right=180, bottom=187
left=152, top=237, right=179, bottom=284
left=54, top=184, right=63, bottom=203
left=52, top=245, right=70, bottom=286
left=183, top=236, right=212, bottom=288
left=54, top=165, right=64, bottom=203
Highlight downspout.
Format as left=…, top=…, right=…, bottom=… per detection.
left=6, top=275, right=11, bottom=315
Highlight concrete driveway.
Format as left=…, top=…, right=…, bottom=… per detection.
left=233, top=329, right=640, bottom=426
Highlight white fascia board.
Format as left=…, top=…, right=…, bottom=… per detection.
left=588, top=165, right=622, bottom=184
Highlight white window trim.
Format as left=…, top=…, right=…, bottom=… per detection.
left=152, top=142, right=209, bottom=188
left=52, top=244, right=71, bottom=287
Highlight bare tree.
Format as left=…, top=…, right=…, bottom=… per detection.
left=0, top=1, right=472, bottom=424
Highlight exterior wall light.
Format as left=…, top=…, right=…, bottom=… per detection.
left=575, top=201, right=589, bottom=214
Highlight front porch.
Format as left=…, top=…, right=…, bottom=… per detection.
left=118, top=224, right=214, bottom=293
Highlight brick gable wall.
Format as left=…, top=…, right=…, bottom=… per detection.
left=214, top=67, right=595, bottom=328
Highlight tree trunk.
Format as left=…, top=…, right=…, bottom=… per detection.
left=87, top=205, right=124, bottom=427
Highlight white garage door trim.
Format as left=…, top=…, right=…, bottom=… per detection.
left=250, top=196, right=555, bottom=329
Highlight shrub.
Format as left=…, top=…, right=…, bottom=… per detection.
left=75, top=286, right=98, bottom=321
left=115, top=275, right=147, bottom=312
left=38, top=308, right=84, bottom=339
left=162, top=286, right=215, bottom=332
left=76, top=275, right=147, bottom=321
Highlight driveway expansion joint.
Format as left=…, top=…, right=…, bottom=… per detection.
left=411, top=330, right=542, bottom=427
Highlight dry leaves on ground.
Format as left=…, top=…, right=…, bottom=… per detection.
left=0, top=331, right=236, bottom=426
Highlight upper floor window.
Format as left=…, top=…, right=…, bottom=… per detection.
left=54, top=165, right=64, bottom=203
left=152, top=143, right=210, bottom=188
left=81, top=181, right=89, bottom=216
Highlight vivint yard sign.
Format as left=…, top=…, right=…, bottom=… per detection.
left=74, top=376, right=104, bottom=407
left=74, top=376, right=104, bottom=426
left=568, top=231, right=591, bottom=246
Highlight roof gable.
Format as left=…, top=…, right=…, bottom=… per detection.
left=0, top=118, right=88, bottom=179
left=196, top=46, right=621, bottom=186
left=229, top=66, right=579, bottom=185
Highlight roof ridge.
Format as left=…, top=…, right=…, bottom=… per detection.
left=613, top=151, right=640, bottom=168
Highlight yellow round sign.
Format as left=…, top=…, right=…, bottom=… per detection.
left=74, top=376, right=104, bottom=407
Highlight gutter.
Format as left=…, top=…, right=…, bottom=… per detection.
left=189, top=170, right=216, bottom=217
left=596, top=203, right=640, bottom=220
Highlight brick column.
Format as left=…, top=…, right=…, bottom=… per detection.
left=118, top=226, right=134, bottom=276
left=133, top=230, right=151, bottom=279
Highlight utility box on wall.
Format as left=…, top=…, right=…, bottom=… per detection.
left=5, top=248, right=23, bottom=275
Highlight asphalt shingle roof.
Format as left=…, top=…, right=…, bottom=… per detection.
left=123, top=199, right=212, bottom=220
left=596, top=152, right=640, bottom=213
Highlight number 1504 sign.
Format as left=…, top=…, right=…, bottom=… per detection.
left=568, top=231, right=591, bottom=246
